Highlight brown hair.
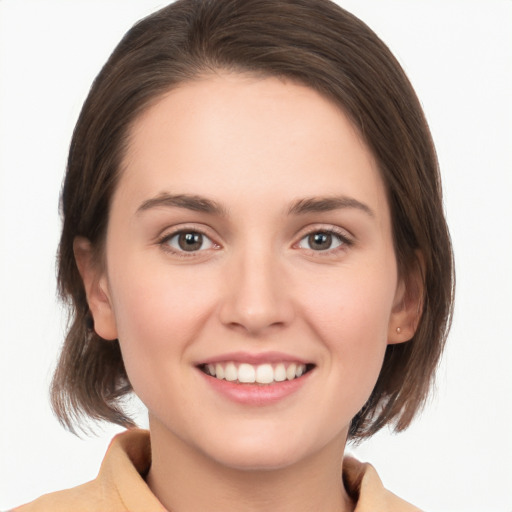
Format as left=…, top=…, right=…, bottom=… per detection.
left=52, top=0, right=454, bottom=439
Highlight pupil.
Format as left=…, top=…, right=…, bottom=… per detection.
left=309, top=232, right=331, bottom=250
left=178, top=232, right=202, bottom=251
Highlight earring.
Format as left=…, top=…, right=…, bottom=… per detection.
left=396, top=327, right=401, bottom=334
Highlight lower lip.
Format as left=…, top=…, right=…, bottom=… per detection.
left=198, top=369, right=312, bottom=406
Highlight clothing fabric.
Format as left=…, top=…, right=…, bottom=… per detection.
left=14, top=429, right=421, bottom=511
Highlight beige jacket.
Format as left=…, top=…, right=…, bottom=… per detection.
left=14, top=429, right=421, bottom=511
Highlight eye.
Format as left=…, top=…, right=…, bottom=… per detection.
left=297, top=230, right=346, bottom=251
left=163, top=231, right=216, bottom=252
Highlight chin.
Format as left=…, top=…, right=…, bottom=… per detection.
left=197, top=430, right=326, bottom=472
left=211, top=447, right=304, bottom=472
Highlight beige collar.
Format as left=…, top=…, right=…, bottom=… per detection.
left=103, top=429, right=421, bottom=512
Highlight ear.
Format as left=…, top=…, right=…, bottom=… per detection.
left=73, top=236, right=118, bottom=340
left=388, top=253, right=425, bottom=344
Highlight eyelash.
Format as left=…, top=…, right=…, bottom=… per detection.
left=157, top=227, right=219, bottom=258
left=156, top=226, right=353, bottom=258
left=295, top=227, right=353, bottom=254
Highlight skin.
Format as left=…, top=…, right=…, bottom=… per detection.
left=76, top=73, right=420, bottom=512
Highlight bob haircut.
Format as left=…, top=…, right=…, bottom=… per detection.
left=52, top=0, right=454, bottom=440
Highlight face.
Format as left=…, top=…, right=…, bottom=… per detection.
left=83, top=73, right=410, bottom=470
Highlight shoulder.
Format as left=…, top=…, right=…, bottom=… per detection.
left=12, top=429, right=165, bottom=512
left=343, top=456, right=423, bottom=512
left=11, top=480, right=110, bottom=512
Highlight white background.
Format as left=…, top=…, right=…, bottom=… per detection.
left=1, top=1, right=511, bottom=510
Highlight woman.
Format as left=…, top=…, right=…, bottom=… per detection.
left=14, top=0, right=454, bottom=510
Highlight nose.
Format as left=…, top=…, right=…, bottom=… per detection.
left=218, top=246, right=295, bottom=336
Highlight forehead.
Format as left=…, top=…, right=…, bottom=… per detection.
left=116, top=73, right=388, bottom=220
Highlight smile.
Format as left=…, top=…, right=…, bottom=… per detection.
left=199, top=362, right=314, bottom=385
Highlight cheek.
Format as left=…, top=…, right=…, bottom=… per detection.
left=299, top=265, right=396, bottom=388
left=301, top=263, right=395, bottom=340
left=106, top=262, right=223, bottom=419
left=107, top=259, right=219, bottom=369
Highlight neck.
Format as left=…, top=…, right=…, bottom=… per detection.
left=146, top=418, right=354, bottom=512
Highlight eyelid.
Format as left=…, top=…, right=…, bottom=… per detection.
left=293, top=225, right=354, bottom=252
left=156, top=224, right=222, bottom=257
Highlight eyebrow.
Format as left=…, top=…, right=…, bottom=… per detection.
left=136, top=193, right=227, bottom=216
left=287, top=196, right=375, bottom=217
left=136, top=192, right=374, bottom=218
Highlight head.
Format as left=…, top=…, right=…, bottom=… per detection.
left=52, top=0, right=454, bottom=443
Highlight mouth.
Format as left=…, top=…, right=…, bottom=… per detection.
left=198, top=361, right=315, bottom=385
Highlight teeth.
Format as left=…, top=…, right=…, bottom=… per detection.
left=286, top=363, right=297, bottom=381
left=255, top=364, right=274, bottom=384
left=238, top=363, right=256, bottom=383
left=215, top=363, right=224, bottom=380
left=225, top=362, right=237, bottom=381
left=204, top=361, right=308, bottom=384
left=274, top=363, right=286, bottom=382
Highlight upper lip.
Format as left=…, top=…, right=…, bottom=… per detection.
left=195, top=351, right=312, bottom=366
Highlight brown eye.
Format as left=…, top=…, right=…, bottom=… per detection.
left=298, top=231, right=344, bottom=251
left=178, top=232, right=203, bottom=251
left=309, top=232, right=332, bottom=250
left=165, top=231, right=215, bottom=252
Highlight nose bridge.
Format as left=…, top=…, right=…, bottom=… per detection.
left=219, top=237, right=293, bottom=334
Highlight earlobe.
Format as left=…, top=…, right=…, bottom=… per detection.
left=73, top=237, right=118, bottom=341
left=388, top=254, right=425, bottom=345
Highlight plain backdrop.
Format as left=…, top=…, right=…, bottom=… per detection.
left=1, top=1, right=511, bottom=510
